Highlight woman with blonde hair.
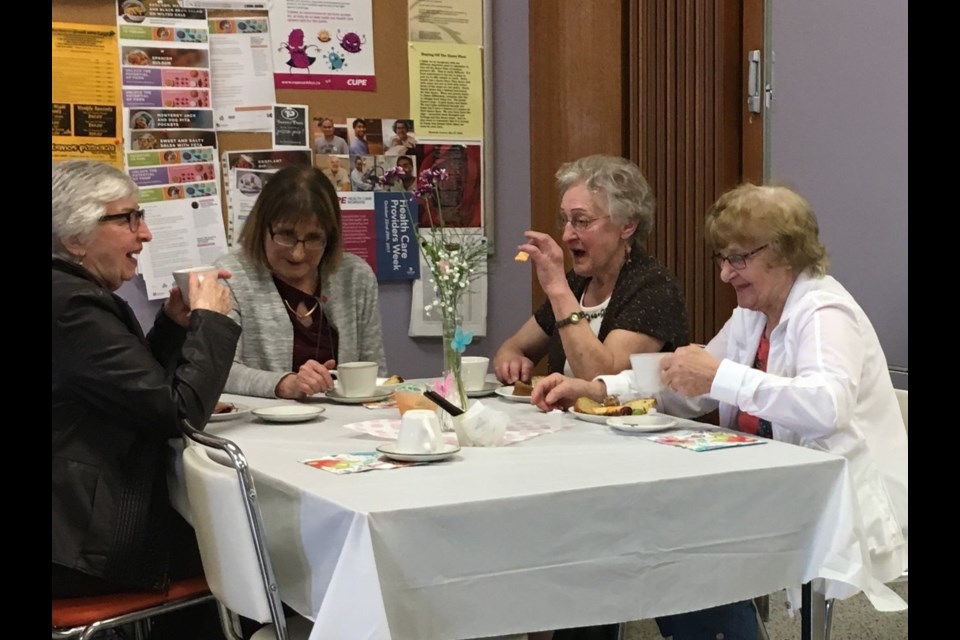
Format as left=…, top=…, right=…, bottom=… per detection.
left=535, top=183, right=908, bottom=639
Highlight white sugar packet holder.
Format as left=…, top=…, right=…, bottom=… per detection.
left=452, top=400, right=507, bottom=447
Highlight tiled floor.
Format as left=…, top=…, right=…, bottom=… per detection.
left=624, top=581, right=908, bottom=639
left=497, top=581, right=908, bottom=640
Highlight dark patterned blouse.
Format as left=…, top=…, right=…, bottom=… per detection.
left=534, top=249, right=690, bottom=374
left=273, top=276, right=339, bottom=371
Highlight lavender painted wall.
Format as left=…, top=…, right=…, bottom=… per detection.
left=120, top=1, right=533, bottom=379
left=768, top=0, right=907, bottom=389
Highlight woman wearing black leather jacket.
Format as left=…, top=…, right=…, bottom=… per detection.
left=52, top=160, right=240, bottom=637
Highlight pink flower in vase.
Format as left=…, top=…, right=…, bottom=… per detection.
left=432, top=372, right=454, bottom=398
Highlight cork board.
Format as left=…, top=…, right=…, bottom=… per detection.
left=54, top=0, right=418, bottom=229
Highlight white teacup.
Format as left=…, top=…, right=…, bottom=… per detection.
left=396, top=409, right=444, bottom=453
left=337, top=361, right=378, bottom=397
left=630, top=352, right=667, bottom=395
left=172, top=266, right=218, bottom=307
left=460, top=356, right=490, bottom=391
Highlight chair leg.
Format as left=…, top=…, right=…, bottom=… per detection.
left=823, top=598, right=835, bottom=640
left=755, top=599, right=770, bottom=640
left=616, top=622, right=627, bottom=640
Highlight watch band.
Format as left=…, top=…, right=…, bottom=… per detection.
left=556, top=311, right=583, bottom=329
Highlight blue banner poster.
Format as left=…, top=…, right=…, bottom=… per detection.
left=374, top=192, right=420, bottom=280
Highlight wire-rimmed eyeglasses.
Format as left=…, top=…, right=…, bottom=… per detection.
left=713, top=244, right=768, bottom=270
left=99, top=208, right=146, bottom=233
left=556, top=213, right=609, bottom=233
left=269, top=226, right=327, bottom=251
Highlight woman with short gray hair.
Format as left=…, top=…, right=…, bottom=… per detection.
left=494, top=154, right=689, bottom=385
left=52, top=160, right=239, bottom=638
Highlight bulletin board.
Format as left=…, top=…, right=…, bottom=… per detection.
left=51, top=0, right=495, bottom=247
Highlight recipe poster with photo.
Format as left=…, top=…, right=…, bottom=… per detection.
left=269, top=0, right=376, bottom=91
left=126, top=145, right=228, bottom=299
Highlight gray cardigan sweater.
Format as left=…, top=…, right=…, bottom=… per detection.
left=216, top=248, right=387, bottom=397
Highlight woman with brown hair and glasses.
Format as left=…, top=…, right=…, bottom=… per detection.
left=216, top=165, right=387, bottom=399
left=493, top=155, right=689, bottom=386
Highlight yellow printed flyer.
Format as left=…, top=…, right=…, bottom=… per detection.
left=52, top=22, right=123, bottom=168
left=409, top=43, right=483, bottom=140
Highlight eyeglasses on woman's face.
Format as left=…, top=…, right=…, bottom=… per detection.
left=269, top=226, right=327, bottom=251
left=713, top=244, right=769, bottom=270
left=556, top=213, right=609, bottom=233
left=99, top=208, right=146, bottom=233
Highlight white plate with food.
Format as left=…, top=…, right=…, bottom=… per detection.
left=377, top=375, right=406, bottom=392
left=606, top=414, right=678, bottom=433
left=376, top=443, right=461, bottom=462
left=324, top=387, right=394, bottom=404
left=466, top=381, right=500, bottom=398
left=494, top=386, right=535, bottom=403
left=208, top=402, right=251, bottom=422
left=252, top=405, right=325, bottom=423
left=568, top=409, right=619, bottom=425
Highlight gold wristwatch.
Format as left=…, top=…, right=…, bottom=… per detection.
left=556, top=311, right=584, bottom=329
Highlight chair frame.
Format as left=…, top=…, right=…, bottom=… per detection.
left=181, top=419, right=290, bottom=640
left=52, top=578, right=214, bottom=640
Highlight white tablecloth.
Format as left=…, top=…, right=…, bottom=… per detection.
left=172, top=390, right=861, bottom=640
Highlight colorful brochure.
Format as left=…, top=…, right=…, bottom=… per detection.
left=647, top=430, right=767, bottom=452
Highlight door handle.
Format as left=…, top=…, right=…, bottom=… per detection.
left=747, top=49, right=762, bottom=114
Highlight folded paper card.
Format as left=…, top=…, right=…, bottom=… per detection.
left=647, top=430, right=767, bottom=452
left=451, top=399, right=507, bottom=447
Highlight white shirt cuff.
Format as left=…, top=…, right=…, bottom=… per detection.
left=711, top=359, right=750, bottom=405
left=596, top=371, right=635, bottom=400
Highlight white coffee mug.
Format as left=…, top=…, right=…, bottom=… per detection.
left=630, top=352, right=667, bottom=395
left=460, top=356, right=490, bottom=391
left=172, top=266, right=218, bottom=307
left=396, top=409, right=444, bottom=453
left=337, top=361, right=378, bottom=397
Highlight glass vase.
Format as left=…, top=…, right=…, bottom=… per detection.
left=439, top=311, right=469, bottom=432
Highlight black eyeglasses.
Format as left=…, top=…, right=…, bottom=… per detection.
left=99, top=208, right=146, bottom=232
left=556, top=213, right=609, bottom=233
left=713, top=244, right=768, bottom=270
left=269, top=226, right=327, bottom=251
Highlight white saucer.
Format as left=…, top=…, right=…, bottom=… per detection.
left=376, top=442, right=461, bottom=462
left=324, top=387, right=393, bottom=404
left=494, top=386, right=534, bottom=403
left=568, top=409, right=618, bottom=425
left=208, top=403, right=251, bottom=422
left=252, top=405, right=325, bottom=423
left=606, top=414, right=678, bottom=433
left=466, top=381, right=500, bottom=398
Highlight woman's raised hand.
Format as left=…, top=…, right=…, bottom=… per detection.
left=519, top=231, right=568, bottom=297
left=189, top=269, right=234, bottom=316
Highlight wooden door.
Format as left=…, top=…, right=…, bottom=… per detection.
left=529, top=0, right=765, bottom=345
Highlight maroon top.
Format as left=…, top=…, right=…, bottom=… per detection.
left=273, top=276, right=339, bottom=371
left=736, top=329, right=772, bottom=438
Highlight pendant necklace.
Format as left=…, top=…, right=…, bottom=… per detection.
left=284, top=297, right=320, bottom=324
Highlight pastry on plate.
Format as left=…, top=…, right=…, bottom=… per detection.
left=573, top=396, right=656, bottom=416
left=511, top=376, right=544, bottom=396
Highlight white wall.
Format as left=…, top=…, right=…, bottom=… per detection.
left=768, top=0, right=908, bottom=389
